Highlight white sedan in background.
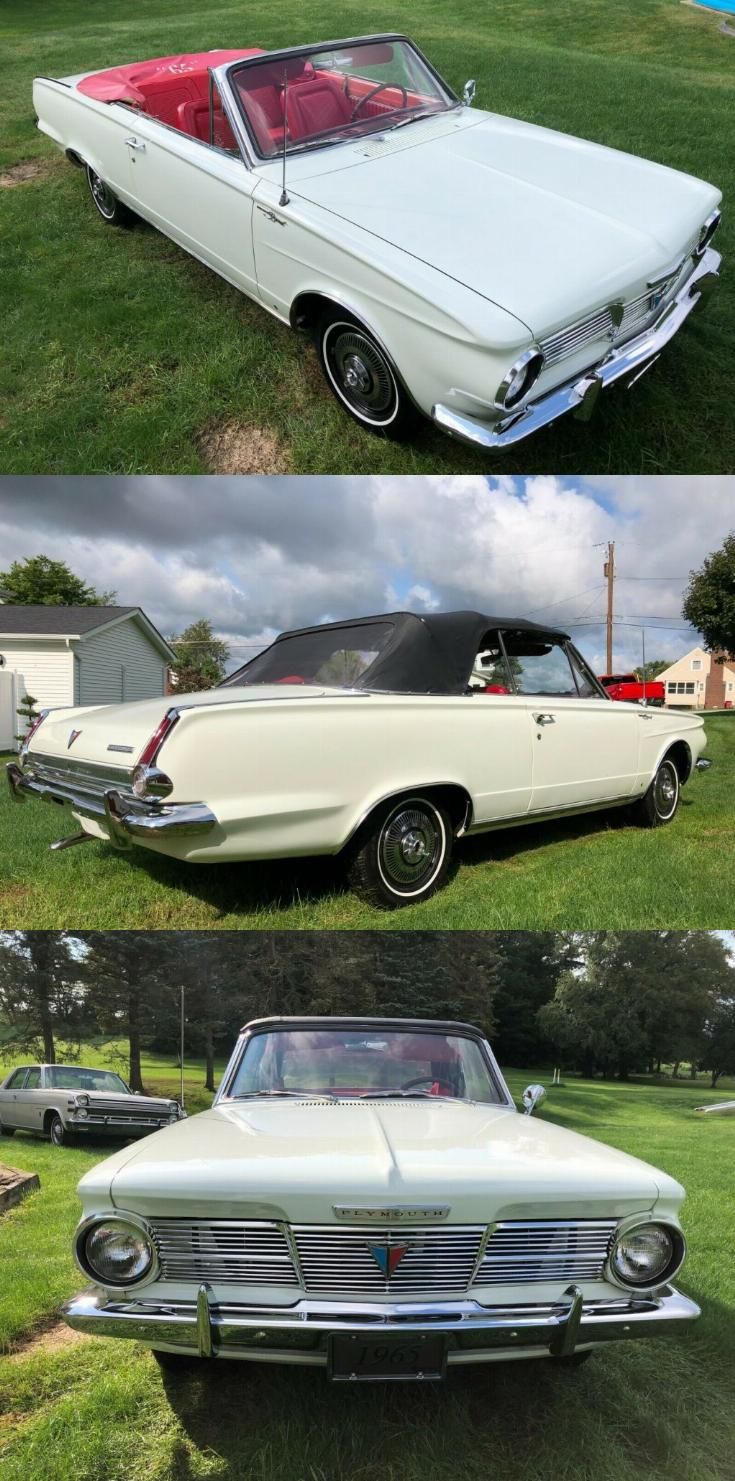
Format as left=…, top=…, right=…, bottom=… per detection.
left=32, top=33, right=721, bottom=447
left=7, top=610, right=710, bottom=908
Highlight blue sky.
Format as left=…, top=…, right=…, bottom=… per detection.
left=0, top=475, right=732, bottom=674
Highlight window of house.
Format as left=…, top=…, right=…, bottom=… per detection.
left=692, top=660, right=702, bottom=671
left=685, top=683, right=695, bottom=694
left=667, top=682, right=677, bottom=692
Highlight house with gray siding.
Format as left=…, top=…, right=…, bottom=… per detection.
left=0, top=606, right=175, bottom=750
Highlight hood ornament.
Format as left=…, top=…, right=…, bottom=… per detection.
left=67, top=729, right=82, bottom=749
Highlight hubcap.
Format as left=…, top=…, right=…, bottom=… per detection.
left=380, top=805, right=442, bottom=889
left=51, top=1121, right=62, bottom=1143
left=655, top=764, right=677, bottom=815
left=326, top=326, right=397, bottom=421
left=89, top=170, right=115, bottom=218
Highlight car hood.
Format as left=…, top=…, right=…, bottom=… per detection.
left=291, top=110, right=719, bottom=337
left=84, top=1101, right=679, bottom=1224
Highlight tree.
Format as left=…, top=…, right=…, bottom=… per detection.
left=15, top=692, right=39, bottom=747
left=700, top=998, right=735, bottom=1088
left=0, top=933, right=91, bottom=1061
left=169, top=619, right=230, bottom=691
left=492, top=933, right=568, bottom=1066
left=682, top=532, right=735, bottom=657
left=636, top=660, right=670, bottom=681
left=0, top=555, right=115, bottom=607
left=78, top=934, right=183, bottom=1092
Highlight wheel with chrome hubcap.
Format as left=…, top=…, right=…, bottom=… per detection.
left=632, top=755, right=681, bottom=827
left=85, top=165, right=133, bottom=226
left=347, top=795, right=452, bottom=908
left=48, top=1113, right=72, bottom=1147
left=318, top=310, right=415, bottom=437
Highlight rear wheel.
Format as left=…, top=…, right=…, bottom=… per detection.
left=347, top=795, right=453, bottom=909
left=318, top=310, right=416, bottom=438
left=632, top=755, right=680, bottom=827
left=86, top=165, right=134, bottom=226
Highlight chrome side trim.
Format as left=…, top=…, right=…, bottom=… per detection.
left=432, top=246, right=720, bottom=450
left=464, top=793, right=633, bottom=837
left=61, top=1285, right=701, bottom=1364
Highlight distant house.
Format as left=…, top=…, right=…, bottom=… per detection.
left=0, top=606, right=175, bottom=750
left=658, top=646, right=735, bottom=710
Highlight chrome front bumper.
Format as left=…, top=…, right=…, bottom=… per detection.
left=62, top=1284, right=700, bottom=1369
left=6, top=761, right=216, bottom=848
left=432, top=246, right=721, bottom=451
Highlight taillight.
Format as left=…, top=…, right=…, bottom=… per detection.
left=20, top=709, right=49, bottom=756
left=136, top=709, right=180, bottom=768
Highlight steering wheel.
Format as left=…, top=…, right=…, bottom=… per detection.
left=400, top=1075, right=454, bottom=1095
left=351, top=81, right=408, bottom=120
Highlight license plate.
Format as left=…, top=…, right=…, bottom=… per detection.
left=329, top=1333, right=446, bottom=1381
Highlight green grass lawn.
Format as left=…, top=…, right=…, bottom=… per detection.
left=0, top=0, right=732, bottom=475
left=1, top=1055, right=734, bottom=1481
left=1, top=714, right=733, bottom=930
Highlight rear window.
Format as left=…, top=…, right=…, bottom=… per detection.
left=237, top=622, right=394, bottom=688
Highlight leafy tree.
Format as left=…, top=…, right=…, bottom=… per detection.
left=0, top=555, right=115, bottom=606
left=682, top=532, right=735, bottom=657
left=492, top=932, right=568, bottom=1066
left=0, top=933, right=91, bottom=1062
left=636, top=660, right=670, bottom=681
left=169, top=619, right=230, bottom=692
left=77, top=934, right=183, bottom=1092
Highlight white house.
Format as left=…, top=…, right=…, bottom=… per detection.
left=0, top=606, right=175, bottom=750
left=657, top=645, right=735, bottom=710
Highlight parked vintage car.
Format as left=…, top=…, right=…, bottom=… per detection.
left=61, top=1015, right=699, bottom=1378
left=0, top=1064, right=185, bottom=1146
left=695, top=1099, right=735, bottom=1115
left=7, top=610, right=710, bottom=908
left=32, top=34, right=721, bottom=448
left=598, top=673, right=665, bottom=705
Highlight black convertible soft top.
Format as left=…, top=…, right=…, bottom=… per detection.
left=221, top=610, right=572, bottom=696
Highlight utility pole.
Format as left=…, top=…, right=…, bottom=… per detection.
left=180, top=986, right=185, bottom=1111
left=604, top=541, right=615, bottom=672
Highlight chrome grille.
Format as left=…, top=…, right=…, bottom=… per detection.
left=84, top=1098, right=167, bottom=1120
left=540, top=263, right=687, bottom=368
left=292, top=1225, right=485, bottom=1294
left=474, top=1220, right=617, bottom=1286
left=149, top=1219, right=299, bottom=1286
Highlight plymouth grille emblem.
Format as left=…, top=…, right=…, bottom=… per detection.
left=67, top=729, right=82, bottom=749
left=368, top=1242, right=408, bottom=1277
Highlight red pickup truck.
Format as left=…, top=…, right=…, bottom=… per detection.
left=598, top=672, right=665, bottom=704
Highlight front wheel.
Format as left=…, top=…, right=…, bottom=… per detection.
left=347, top=795, right=453, bottom=909
left=48, top=1113, right=72, bottom=1147
left=86, top=165, right=134, bottom=226
left=632, top=756, right=680, bottom=827
left=317, top=311, right=417, bottom=438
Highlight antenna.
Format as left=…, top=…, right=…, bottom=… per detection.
left=279, top=66, right=290, bottom=206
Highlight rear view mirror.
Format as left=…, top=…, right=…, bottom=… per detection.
left=522, top=1083, right=547, bottom=1116
left=463, top=78, right=476, bottom=107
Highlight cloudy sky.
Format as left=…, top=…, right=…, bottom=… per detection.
left=0, top=476, right=732, bottom=673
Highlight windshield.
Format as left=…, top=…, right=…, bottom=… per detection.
left=229, top=1027, right=501, bottom=1103
left=236, top=621, right=395, bottom=688
left=229, top=39, right=455, bottom=159
left=46, top=1067, right=130, bottom=1092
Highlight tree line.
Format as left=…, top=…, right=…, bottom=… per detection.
left=0, top=931, right=733, bottom=1091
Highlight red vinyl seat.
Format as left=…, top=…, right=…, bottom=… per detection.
left=285, top=76, right=351, bottom=140
left=176, top=99, right=237, bottom=150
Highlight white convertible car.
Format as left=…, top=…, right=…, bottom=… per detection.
left=61, top=1016, right=700, bottom=1378
left=7, top=611, right=709, bottom=908
left=32, top=34, right=721, bottom=448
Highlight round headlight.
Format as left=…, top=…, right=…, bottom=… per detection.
left=76, top=1094, right=90, bottom=1107
left=76, top=1108, right=89, bottom=1119
left=610, top=1223, right=682, bottom=1288
left=82, top=1219, right=154, bottom=1286
left=496, top=350, right=544, bottom=411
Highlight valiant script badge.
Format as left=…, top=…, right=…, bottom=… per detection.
left=67, top=729, right=82, bottom=749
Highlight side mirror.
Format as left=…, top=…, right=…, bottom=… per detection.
left=462, top=79, right=476, bottom=107
left=522, top=1083, right=547, bottom=1116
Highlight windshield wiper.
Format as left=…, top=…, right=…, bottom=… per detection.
left=356, top=1089, right=444, bottom=1100
left=385, top=107, right=454, bottom=134
left=233, top=1089, right=338, bottom=1101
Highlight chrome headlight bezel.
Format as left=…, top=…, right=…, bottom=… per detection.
left=607, top=1217, right=686, bottom=1292
left=695, top=208, right=721, bottom=258
left=494, top=349, right=545, bottom=412
left=75, top=1212, right=159, bottom=1289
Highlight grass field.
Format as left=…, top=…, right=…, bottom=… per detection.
left=1, top=1052, right=734, bottom=1481
left=1, top=713, right=733, bottom=930
left=0, top=0, right=733, bottom=476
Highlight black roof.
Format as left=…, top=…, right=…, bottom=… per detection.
left=223, top=610, right=570, bottom=696
left=0, top=604, right=138, bottom=635
left=241, top=1016, right=486, bottom=1035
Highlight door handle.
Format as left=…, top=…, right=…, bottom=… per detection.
left=534, top=713, right=556, bottom=725
left=124, top=137, right=146, bottom=153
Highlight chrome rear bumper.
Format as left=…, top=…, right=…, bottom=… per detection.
left=6, top=761, right=216, bottom=847
left=432, top=246, right=721, bottom=450
left=62, top=1284, right=700, bottom=1368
